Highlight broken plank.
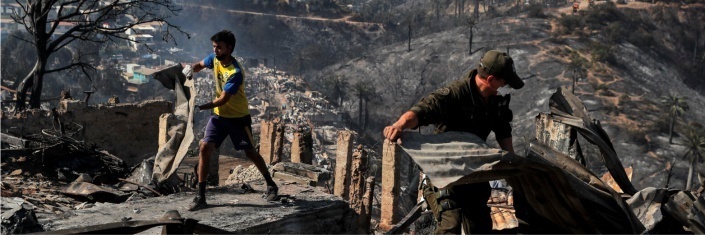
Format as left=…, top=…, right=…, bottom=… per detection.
left=1, top=133, right=29, bottom=148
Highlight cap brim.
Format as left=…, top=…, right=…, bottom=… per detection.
left=506, top=72, right=524, bottom=89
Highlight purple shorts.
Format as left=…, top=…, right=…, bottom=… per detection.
left=202, top=114, right=255, bottom=150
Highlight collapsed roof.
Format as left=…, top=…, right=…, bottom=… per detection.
left=400, top=88, right=704, bottom=234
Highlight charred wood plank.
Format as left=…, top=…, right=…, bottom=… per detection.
left=1, top=133, right=29, bottom=148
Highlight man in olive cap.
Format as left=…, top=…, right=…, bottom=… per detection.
left=383, top=50, right=524, bottom=234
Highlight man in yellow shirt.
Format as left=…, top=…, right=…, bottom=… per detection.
left=182, top=30, right=278, bottom=211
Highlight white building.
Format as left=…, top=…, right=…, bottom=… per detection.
left=128, top=34, right=154, bottom=51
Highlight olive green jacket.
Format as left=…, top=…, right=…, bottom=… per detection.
left=409, top=69, right=513, bottom=141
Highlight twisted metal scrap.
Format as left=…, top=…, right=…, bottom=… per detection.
left=548, top=87, right=637, bottom=195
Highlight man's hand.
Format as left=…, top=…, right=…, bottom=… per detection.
left=182, top=64, right=193, bottom=80
left=196, top=103, right=209, bottom=111
left=383, top=111, right=419, bottom=144
left=383, top=125, right=404, bottom=143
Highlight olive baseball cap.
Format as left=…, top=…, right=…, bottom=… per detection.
left=478, top=50, right=524, bottom=89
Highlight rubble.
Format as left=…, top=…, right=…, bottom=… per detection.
left=40, top=181, right=357, bottom=233
left=271, top=162, right=331, bottom=187
left=1, top=197, right=44, bottom=234
left=62, top=182, right=131, bottom=203
left=388, top=88, right=705, bottom=234
left=224, top=164, right=265, bottom=185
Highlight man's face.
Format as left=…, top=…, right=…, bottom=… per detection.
left=487, top=75, right=507, bottom=92
left=212, top=41, right=233, bottom=60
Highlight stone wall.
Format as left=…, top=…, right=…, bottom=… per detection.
left=1, top=100, right=172, bottom=166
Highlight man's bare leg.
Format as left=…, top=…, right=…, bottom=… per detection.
left=198, top=141, right=216, bottom=184
left=244, top=148, right=278, bottom=200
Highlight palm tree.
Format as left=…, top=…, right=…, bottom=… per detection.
left=660, top=93, right=689, bottom=144
left=323, top=75, right=348, bottom=107
left=353, top=82, right=375, bottom=131
left=567, top=50, right=588, bottom=93
left=678, top=126, right=705, bottom=190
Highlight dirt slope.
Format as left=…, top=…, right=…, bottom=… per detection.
left=309, top=9, right=705, bottom=190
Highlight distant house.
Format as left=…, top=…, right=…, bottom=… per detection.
left=128, top=34, right=154, bottom=51
left=125, top=63, right=141, bottom=75
left=1, top=3, right=20, bottom=17
left=133, top=24, right=155, bottom=35
left=122, top=63, right=157, bottom=84
left=133, top=67, right=158, bottom=84
left=51, top=21, right=77, bottom=38
left=1, top=18, right=19, bottom=39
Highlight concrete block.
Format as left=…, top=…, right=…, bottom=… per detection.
left=272, top=171, right=315, bottom=186
left=272, top=162, right=330, bottom=186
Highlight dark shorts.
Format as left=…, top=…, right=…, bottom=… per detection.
left=202, top=114, right=255, bottom=150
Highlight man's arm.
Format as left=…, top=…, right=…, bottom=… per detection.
left=192, top=61, right=206, bottom=73
left=198, top=66, right=242, bottom=111
left=383, top=111, right=419, bottom=141
left=197, top=92, right=232, bottom=110
left=497, top=137, right=515, bottom=154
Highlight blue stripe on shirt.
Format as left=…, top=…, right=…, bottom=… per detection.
left=203, top=53, right=215, bottom=69
left=223, top=70, right=243, bottom=95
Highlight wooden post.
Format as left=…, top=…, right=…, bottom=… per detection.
left=259, top=120, right=276, bottom=165
left=334, top=131, right=353, bottom=200
left=360, top=176, right=375, bottom=233
left=272, top=125, right=284, bottom=164
left=291, top=130, right=303, bottom=163
left=291, top=128, right=313, bottom=164
left=348, top=145, right=368, bottom=214
left=158, top=113, right=174, bottom=150
left=380, top=139, right=401, bottom=231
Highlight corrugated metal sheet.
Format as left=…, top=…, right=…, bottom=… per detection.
left=397, top=88, right=705, bottom=233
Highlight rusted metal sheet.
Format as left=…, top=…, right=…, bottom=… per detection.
left=664, top=191, right=705, bottom=234
left=601, top=166, right=633, bottom=193
left=549, top=87, right=637, bottom=195
left=399, top=131, right=643, bottom=233
left=627, top=187, right=668, bottom=231
left=62, top=182, right=130, bottom=202
left=395, top=87, right=653, bottom=233
left=490, top=206, right=517, bottom=230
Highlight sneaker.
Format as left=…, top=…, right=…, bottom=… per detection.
left=265, top=186, right=279, bottom=201
left=188, top=196, right=207, bottom=211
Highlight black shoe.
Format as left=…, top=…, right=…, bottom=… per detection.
left=265, top=186, right=279, bottom=202
left=188, top=196, right=207, bottom=211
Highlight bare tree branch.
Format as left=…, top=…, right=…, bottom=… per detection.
left=10, top=33, right=34, bottom=45
left=11, top=0, right=189, bottom=110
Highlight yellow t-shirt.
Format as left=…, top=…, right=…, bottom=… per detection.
left=203, top=53, right=249, bottom=118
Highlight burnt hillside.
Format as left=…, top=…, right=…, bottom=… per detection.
left=308, top=1, right=705, bottom=190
